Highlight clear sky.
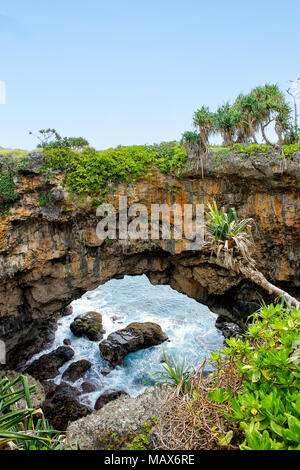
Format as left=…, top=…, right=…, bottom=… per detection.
left=0, top=0, right=299, bottom=150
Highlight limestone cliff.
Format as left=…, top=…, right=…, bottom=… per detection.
left=0, top=151, right=299, bottom=367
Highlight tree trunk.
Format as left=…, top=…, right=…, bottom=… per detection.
left=239, top=265, right=300, bottom=310
left=208, top=250, right=300, bottom=310
left=260, top=122, right=273, bottom=146
left=199, top=128, right=209, bottom=154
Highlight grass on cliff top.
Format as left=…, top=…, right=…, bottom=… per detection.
left=0, top=147, right=30, bottom=159
left=210, top=142, right=300, bottom=157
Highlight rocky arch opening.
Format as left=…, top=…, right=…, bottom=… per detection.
left=24, top=274, right=225, bottom=409
left=1, top=238, right=282, bottom=371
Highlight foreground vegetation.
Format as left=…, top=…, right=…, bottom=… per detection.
left=0, top=375, right=70, bottom=450
left=152, top=302, right=300, bottom=450
left=2, top=301, right=298, bottom=451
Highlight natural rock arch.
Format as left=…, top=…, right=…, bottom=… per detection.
left=0, top=153, right=299, bottom=367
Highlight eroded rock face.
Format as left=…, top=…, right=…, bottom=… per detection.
left=99, top=322, right=168, bottom=366
left=70, top=311, right=104, bottom=341
left=0, top=152, right=299, bottom=368
left=61, top=359, right=92, bottom=383
left=25, top=346, right=74, bottom=381
left=67, top=385, right=170, bottom=450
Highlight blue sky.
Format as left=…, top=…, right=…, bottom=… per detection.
left=0, top=0, right=299, bottom=150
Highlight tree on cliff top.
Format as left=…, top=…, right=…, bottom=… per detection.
left=193, top=106, right=215, bottom=154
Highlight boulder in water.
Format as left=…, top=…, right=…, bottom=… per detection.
left=99, top=321, right=167, bottom=366
left=81, top=382, right=97, bottom=393
left=25, top=346, right=74, bottom=381
left=62, top=359, right=92, bottom=383
left=70, top=311, right=104, bottom=341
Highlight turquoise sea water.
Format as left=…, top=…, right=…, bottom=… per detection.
left=27, top=275, right=224, bottom=407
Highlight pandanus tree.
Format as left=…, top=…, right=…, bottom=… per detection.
left=205, top=202, right=300, bottom=310
left=233, top=93, right=261, bottom=144
left=181, top=131, right=205, bottom=176
left=193, top=106, right=215, bottom=154
left=251, top=84, right=291, bottom=145
left=214, top=103, right=241, bottom=146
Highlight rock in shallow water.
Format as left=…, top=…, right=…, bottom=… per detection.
left=25, top=346, right=74, bottom=381
left=70, top=311, right=104, bottom=341
left=62, top=359, right=92, bottom=383
left=99, top=321, right=168, bottom=366
left=81, top=381, right=97, bottom=393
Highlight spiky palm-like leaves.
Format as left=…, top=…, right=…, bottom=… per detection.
left=205, top=202, right=300, bottom=309
left=193, top=106, right=215, bottom=154
left=0, top=375, right=68, bottom=450
left=214, top=103, right=240, bottom=146
left=181, top=131, right=206, bottom=177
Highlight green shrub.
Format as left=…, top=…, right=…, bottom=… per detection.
left=209, top=303, right=300, bottom=450
left=0, top=155, right=27, bottom=217
left=41, top=140, right=187, bottom=198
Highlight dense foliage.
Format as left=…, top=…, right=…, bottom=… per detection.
left=209, top=303, right=300, bottom=450
left=41, top=140, right=187, bottom=197
left=0, top=154, right=27, bottom=216
left=153, top=302, right=300, bottom=450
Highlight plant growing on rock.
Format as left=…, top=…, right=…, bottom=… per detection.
left=150, top=350, right=196, bottom=394
left=205, top=201, right=300, bottom=310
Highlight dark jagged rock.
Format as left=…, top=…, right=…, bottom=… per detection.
left=81, top=381, right=97, bottom=393
left=99, top=322, right=168, bottom=366
left=215, top=315, right=245, bottom=340
left=94, top=389, right=129, bottom=410
left=62, top=305, right=73, bottom=316
left=42, top=384, right=92, bottom=430
left=25, top=346, right=74, bottom=381
left=41, top=379, right=57, bottom=397
left=70, top=311, right=104, bottom=341
left=61, top=359, right=92, bottom=382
